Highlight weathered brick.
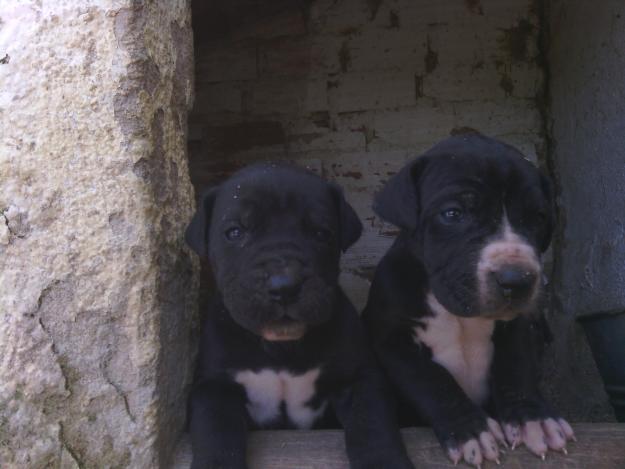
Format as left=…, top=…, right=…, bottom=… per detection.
left=286, top=129, right=365, bottom=153
left=342, top=29, right=427, bottom=74
left=250, top=78, right=328, bottom=114
left=308, top=0, right=372, bottom=35
left=195, top=42, right=257, bottom=83
left=450, top=99, right=541, bottom=136
left=232, top=8, right=308, bottom=41
left=258, top=36, right=337, bottom=78
left=194, top=83, right=243, bottom=114
left=368, top=106, right=456, bottom=150
left=204, top=121, right=286, bottom=154
left=330, top=71, right=416, bottom=112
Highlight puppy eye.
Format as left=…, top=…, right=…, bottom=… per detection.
left=440, top=207, right=464, bottom=222
left=225, top=226, right=244, bottom=241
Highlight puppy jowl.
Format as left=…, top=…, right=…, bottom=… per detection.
left=364, top=133, right=574, bottom=468
left=185, top=163, right=413, bottom=469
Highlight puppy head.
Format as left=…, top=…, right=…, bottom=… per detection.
left=186, top=163, right=362, bottom=340
left=374, top=133, right=554, bottom=319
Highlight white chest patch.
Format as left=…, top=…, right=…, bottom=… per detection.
left=413, top=294, right=495, bottom=404
left=234, top=368, right=326, bottom=429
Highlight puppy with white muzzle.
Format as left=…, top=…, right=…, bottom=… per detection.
left=363, top=133, right=575, bottom=467
left=185, top=163, right=413, bottom=469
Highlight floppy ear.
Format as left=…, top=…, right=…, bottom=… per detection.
left=330, top=183, right=363, bottom=252
left=185, top=188, right=218, bottom=258
left=373, top=156, right=427, bottom=232
left=539, top=173, right=556, bottom=253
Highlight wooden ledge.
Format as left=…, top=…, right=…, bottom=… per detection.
left=170, top=424, right=625, bottom=468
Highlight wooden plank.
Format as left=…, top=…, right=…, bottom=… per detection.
left=170, top=424, right=625, bottom=468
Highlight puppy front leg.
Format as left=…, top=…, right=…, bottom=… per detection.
left=331, top=366, right=414, bottom=469
left=190, top=380, right=249, bottom=469
left=378, top=340, right=506, bottom=468
left=491, top=317, right=575, bottom=458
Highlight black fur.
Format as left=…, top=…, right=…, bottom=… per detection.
left=363, top=133, right=562, bottom=456
left=186, top=163, right=413, bottom=469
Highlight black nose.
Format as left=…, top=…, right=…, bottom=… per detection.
left=492, top=266, right=537, bottom=299
left=267, top=274, right=303, bottom=304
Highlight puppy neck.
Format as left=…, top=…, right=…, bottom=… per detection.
left=415, top=293, right=495, bottom=404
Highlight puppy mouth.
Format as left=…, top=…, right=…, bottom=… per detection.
left=260, top=317, right=307, bottom=342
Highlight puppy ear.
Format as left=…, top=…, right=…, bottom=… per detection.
left=330, top=184, right=363, bottom=252
left=539, top=173, right=555, bottom=252
left=373, top=157, right=427, bottom=231
left=185, top=188, right=218, bottom=258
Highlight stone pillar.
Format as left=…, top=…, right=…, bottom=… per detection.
left=549, top=0, right=625, bottom=319
left=543, top=0, right=622, bottom=421
left=0, top=1, right=197, bottom=467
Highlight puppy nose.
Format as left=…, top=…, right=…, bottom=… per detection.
left=492, top=266, right=536, bottom=299
left=267, top=274, right=302, bottom=304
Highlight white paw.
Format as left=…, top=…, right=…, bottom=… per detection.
left=447, top=420, right=505, bottom=468
left=504, top=418, right=575, bottom=458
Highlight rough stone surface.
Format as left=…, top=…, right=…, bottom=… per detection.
left=0, top=1, right=197, bottom=468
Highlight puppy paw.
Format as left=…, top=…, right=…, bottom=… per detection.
left=438, top=415, right=506, bottom=468
left=503, top=417, right=575, bottom=458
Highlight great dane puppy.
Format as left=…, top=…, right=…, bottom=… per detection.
left=363, top=133, right=575, bottom=467
left=185, top=163, right=413, bottom=469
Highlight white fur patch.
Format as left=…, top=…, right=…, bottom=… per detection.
left=234, top=368, right=326, bottom=429
left=414, top=294, right=495, bottom=404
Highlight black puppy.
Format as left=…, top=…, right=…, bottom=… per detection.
left=185, top=163, right=413, bottom=469
left=363, top=134, right=575, bottom=467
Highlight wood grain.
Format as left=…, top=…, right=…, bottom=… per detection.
left=170, top=424, right=625, bottom=468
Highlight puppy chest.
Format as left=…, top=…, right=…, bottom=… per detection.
left=234, top=368, right=326, bottom=429
left=413, top=308, right=495, bottom=404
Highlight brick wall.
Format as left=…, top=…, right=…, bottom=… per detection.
left=189, top=0, right=544, bottom=310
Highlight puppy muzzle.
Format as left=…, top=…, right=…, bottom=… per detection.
left=477, top=233, right=542, bottom=319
